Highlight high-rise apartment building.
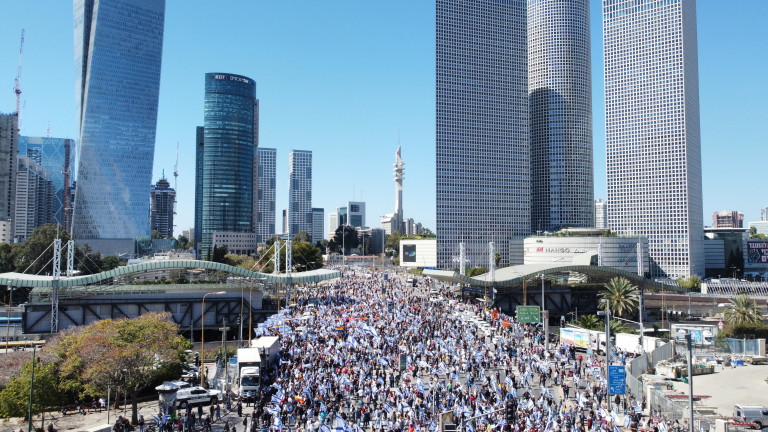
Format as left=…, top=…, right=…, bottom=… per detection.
left=14, top=156, right=55, bottom=242
left=72, top=0, right=165, bottom=242
left=198, top=73, right=258, bottom=258
left=594, top=199, right=607, bottom=229
left=529, top=0, right=593, bottom=232
left=194, top=126, right=204, bottom=254
left=150, top=175, right=175, bottom=238
left=256, top=147, right=276, bottom=244
left=0, top=114, right=18, bottom=234
left=604, top=0, right=703, bottom=277
left=18, top=136, right=75, bottom=228
left=312, top=208, right=324, bottom=244
left=712, top=211, right=743, bottom=229
left=288, top=150, right=312, bottom=239
left=761, top=205, right=768, bottom=222
left=436, top=0, right=530, bottom=269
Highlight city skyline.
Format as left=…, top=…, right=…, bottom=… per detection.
left=0, top=1, right=766, bottom=238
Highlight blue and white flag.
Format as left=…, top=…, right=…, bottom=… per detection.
left=273, top=415, right=283, bottom=431
left=321, top=425, right=332, bottom=432
left=623, top=415, right=632, bottom=428
left=266, top=406, right=281, bottom=416
left=271, top=394, right=282, bottom=405
left=384, top=404, right=394, bottom=415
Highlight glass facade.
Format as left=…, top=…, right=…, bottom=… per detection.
left=18, top=136, right=76, bottom=228
left=72, top=0, right=165, bottom=240
left=194, top=126, right=204, bottom=254
left=529, top=0, right=593, bottom=232
left=288, top=150, right=312, bottom=239
left=256, top=147, right=276, bottom=244
left=436, top=0, right=530, bottom=269
left=201, top=73, right=257, bottom=259
left=604, top=0, right=703, bottom=278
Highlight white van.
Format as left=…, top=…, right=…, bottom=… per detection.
left=734, top=405, right=768, bottom=429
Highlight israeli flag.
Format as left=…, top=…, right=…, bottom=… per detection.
left=273, top=415, right=283, bottom=430
left=266, top=406, right=281, bottom=416
left=465, top=421, right=475, bottom=432
left=623, top=415, right=632, bottom=428
left=321, top=425, right=332, bottom=432
left=463, top=406, right=472, bottom=417
left=271, top=394, right=282, bottom=405
left=378, top=357, right=389, bottom=366
left=659, top=422, right=668, bottom=432
left=384, top=404, right=394, bottom=415
left=610, top=410, right=618, bottom=422
left=417, top=379, right=425, bottom=393
left=505, top=376, right=513, bottom=387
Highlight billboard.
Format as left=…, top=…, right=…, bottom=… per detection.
left=747, top=241, right=768, bottom=264
left=403, top=245, right=417, bottom=262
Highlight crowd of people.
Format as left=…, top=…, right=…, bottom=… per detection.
left=231, top=267, right=656, bottom=432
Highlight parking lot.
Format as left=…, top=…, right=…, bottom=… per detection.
left=668, top=363, right=768, bottom=417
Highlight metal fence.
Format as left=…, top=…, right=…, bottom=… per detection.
left=625, top=341, right=675, bottom=400
left=726, top=338, right=759, bottom=356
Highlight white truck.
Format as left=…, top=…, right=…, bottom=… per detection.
left=559, top=326, right=607, bottom=354
left=236, top=348, right=262, bottom=399
left=251, top=336, right=280, bottom=367
left=671, top=324, right=717, bottom=345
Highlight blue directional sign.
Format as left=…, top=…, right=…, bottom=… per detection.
left=608, top=365, right=626, bottom=395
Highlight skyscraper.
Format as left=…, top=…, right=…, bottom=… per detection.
left=436, top=0, right=530, bottom=269
left=256, top=147, right=276, bottom=244
left=604, top=0, right=703, bottom=277
left=0, top=114, right=18, bottom=234
left=14, top=156, right=55, bottom=242
left=529, top=0, right=593, bottom=232
left=18, top=136, right=75, bottom=228
left=72, top=0, right=165, bottom=242
left=288, top=150, right=312, bottom=239
left=312, top=208, right=324, bottom=244
left=199, top=73, right=258, bottom=258
left=594, top=199, right=607, bottom=230
left=150, top=175, right=175, bottom=238
left=381, top=147, right=404, bottom=235
left=194, top=126, right=204, bottom=254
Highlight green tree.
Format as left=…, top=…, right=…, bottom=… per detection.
left=151, top=229, right=162, bottom=239
left=599, top=277, right=639, bottom=317
left=47, top=312, right=190, bottom=424
left=0, top=358, right=63, bottom=427
left=292, top=231, right=311, bottom=243
left=13, top=224, right=70, bottom=275
left=576, top=314, right=602, bottom=331
left=466, top=267, right=488, bottom=277
left=102, top=255, right=122, bottom=271
left=384, top=232, right=402, bottom=257
left=0, top=242, right=17, bottom=273
left=677, top=275, right=702, bottom=292
left=176, top=234, right=192, bottom=250
left=494, top=252, right=501, bottom=267
left=292, top=241, right=324, bottom=271
left=724, top=294, right=763, bottom=326
left=208, top=245, right=229, bottom=263
left=330, top=226, right=359, bottom=254
left=75, top=244, right=104, bottom=275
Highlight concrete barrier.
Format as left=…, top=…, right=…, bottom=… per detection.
left=84, top=424, right=112, bottom=432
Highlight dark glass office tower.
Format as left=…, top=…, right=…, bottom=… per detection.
left=200, top=73, right=257, bottom=258
left=436, top=0, right=530, bottom=269
left=529, top=0, right=593, bottom=232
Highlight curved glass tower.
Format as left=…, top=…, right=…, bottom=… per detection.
left=528, top=0, right=593, bottom=233
left=201, top=73, right=257, bottom=258
left=72, top=0, right=165, bottom=241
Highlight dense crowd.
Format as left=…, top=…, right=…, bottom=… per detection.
left=230, top=268, right=660, bottom=432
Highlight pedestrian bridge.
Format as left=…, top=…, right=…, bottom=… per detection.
left=0, top=259, right=342, bottom=288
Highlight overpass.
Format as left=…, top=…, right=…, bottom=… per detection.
left=0, top=260, right=341, bottom=335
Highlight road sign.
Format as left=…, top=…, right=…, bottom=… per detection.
left=589, top=367, right=601, bottom=376
left=516, top=305, right=541, bottom=323
left=608, top=365, right=626, bottom=395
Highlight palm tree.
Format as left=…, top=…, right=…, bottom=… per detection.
left=576, top=314, right=602, bottom=331
left=724, top=294, right=763, bottom=326
left=599, top=277, right=640, bottom=317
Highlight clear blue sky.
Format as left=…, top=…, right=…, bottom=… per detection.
left=1, top=1, right=766, bottom=238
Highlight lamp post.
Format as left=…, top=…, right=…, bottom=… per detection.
left=686, top=332, right=694, bottom=432
left=201, top=291, right=226, bottom=387
left=5, top=286, right=15, bottom=354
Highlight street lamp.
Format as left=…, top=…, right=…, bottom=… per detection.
left=201, top=291, right=226, bottom=387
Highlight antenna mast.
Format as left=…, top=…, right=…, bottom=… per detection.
left=13, top=30, right=25, bottom=115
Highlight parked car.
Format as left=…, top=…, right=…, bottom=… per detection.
left=174, top=386, right=221, bottom=409
left=734, top=405, right=768, bottom=429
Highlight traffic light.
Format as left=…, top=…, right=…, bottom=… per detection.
left=505, top=401, right=515, bottom=423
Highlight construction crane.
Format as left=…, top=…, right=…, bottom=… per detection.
left=13, top=29, right=25, bottom=115
left=173, top=141, right=179, bottom=216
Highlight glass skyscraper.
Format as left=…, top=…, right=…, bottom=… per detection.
left=72, top=0, right=165, bottom=241
left=436, top=0, right=530, bottom=269
left=604, top=0, right=704, bottom=278
left=529, top=0, right=593, bottom=232
left=288, top=150, right=313, bottom=239
left=18, top=136, right=75, bottom=228
left=199, top=73, right=258, bottom=259
left=256, top=147, right=276, bottom=244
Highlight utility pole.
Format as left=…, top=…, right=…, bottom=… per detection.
left=686, top=333, right=694, bottom=432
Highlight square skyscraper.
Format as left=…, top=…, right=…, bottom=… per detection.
left=436, top=0, right=530, bottom=269
left=604, top=0, right=704, bottom=278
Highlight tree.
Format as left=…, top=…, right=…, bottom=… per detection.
left=176, top=234, right=192, bottom=250
left=330, top=226, right=359, bottom=254
left=292, top=241, right=324, bottom=271
left=724, top=294, right=763, bottom=326
left=0, top=242, right=17, bottom=273
left=576, top=314, right=602, bottom=331
left=102, top=255, right=122, bottom=271
left=0, top=359, right=62, bottom=427
left=466, top=267, right=488, bottom=277
left=13, top=224, right=70, bottom=275
left=208, top=245, right=229, bottom=263
left=599, top=277, right=639, bottom=317
left=677, top=275, right=702, bottom=292
left=292, top=231, right=311, bottom=243
left=47, top=312, right=190, bottom=425
left=384, top=232, right=402, bottom=257
left=494, top=252, right=501, bottom=267
left=151, top=229, right=162, bottom=239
